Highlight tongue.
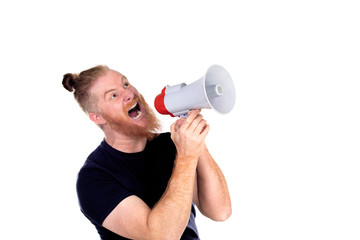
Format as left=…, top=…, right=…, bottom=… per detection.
left=129, top=109, right=139, bottom=118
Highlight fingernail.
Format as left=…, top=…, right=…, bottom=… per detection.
left=192, top=109, right=199, bottom=114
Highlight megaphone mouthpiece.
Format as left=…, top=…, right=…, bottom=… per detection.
left=154, top=87, right=172, bottom=116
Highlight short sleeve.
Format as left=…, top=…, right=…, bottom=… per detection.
left=76, top=167, right=133, bottom=226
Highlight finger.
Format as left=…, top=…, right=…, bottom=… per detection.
left=195, top=123, right=210, bottom=144
left=200, top=123, right=210, bottom=136
left=175, top=118, right=186, bottom=129
left=170, top=122, right=177, bottom=133
left=187, top=114, right=204, bottom=133
left=194, top=119, right=207, bottom=135
left=179, top=110, right=200, bottom=130
left=190, top=108, right=201, bottom=113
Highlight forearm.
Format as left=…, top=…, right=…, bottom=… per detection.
left=147, top=155, right=198, bottom=240
left=196, top=145, right=232, bottom=221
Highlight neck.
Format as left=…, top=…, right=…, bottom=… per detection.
left=104, top=130, right=147, bottom=153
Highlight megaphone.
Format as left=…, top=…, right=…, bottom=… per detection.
left=154, top=65, right=236, bottom=117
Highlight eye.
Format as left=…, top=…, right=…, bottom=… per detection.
left=111, top=93, right=118, bottom=100
left=123, top=82, right=129, bottom=89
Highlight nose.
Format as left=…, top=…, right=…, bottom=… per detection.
left=123, top=90, right=134, bottom=104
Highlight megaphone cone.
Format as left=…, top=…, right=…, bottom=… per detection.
left=154, top=65, right=236, bottom=117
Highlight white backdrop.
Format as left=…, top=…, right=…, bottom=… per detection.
left=1, top=0, right=359, bottom=239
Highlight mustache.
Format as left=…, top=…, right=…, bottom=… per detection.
left=124, top=96, right=141, bottom=112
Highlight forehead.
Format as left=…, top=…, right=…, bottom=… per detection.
left=91, top=70, right=125, bottom=95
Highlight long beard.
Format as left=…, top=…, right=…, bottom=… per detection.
left=102, top=95, right=161, bottom=140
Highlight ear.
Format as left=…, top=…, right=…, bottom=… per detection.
left=89, top=112, right=107, bottom=125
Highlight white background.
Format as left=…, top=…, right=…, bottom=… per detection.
left=1, top=0, right=359, bottom=239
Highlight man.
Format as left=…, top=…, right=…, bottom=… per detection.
left=62, top=65, right=231, bottom=240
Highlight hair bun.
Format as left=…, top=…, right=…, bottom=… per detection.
left=62, top=73, right=78, bottom=92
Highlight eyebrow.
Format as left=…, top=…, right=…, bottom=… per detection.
left=104, top=88, right=116, bottom=99
left=103, top=75, right=127, bottom=98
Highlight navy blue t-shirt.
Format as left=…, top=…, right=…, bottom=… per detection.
left=76, top=133, right=199, bottom=239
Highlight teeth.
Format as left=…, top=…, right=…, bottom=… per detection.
left=132, top=111, right=142, bottom=120
left=128, top=101, right=143, bottom=120
left=128, top=102, right=137, bottom=111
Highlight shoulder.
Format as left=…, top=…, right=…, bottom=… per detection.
left=80, top=142, right=106, bottom=168
left=76, top=151, right=133, bottom=226
left=76, top=142, right=111, bottom=194
left=78, top=139, right=118, bottom=175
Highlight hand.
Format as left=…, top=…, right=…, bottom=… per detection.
left=170, top=110, right=210, bottom=161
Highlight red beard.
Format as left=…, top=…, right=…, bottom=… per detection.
left=102, top=94, right=161, bottom=140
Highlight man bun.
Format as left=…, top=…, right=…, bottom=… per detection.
left=62, top=73, right=79, bottom=92
left=62, top=65, right=109, bottom=114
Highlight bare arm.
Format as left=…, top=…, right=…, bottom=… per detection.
left=103, top=110, right=209, bottom=240
left=193, top=145, right=232, bottom=221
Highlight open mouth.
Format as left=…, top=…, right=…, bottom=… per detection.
left=128, top=102, right=143, bottom=119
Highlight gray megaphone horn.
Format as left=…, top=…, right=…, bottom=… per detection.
left=154, top=65, right=236, bottom=118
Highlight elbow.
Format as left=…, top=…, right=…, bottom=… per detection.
left=161, top=234, right=182, bottom=240
left=222, top=206, right=232, bottom=221
left=215, top=206, right=232, bottom=222
left=205, top=204, right=232, bottom=222
left=148, top=225, right=184, bottom=240
left=150, top=231, right=182, bottom=240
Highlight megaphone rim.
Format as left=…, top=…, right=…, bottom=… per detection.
left=202, top=64, right=235, bottom=114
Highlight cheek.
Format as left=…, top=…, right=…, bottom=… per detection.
left=103, top=104, right=127, bottom=118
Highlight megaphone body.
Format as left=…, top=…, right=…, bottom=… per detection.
left=154, top=65, right=236, bottom=117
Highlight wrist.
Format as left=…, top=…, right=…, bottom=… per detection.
left=174, top=154, right=198, bottom=170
